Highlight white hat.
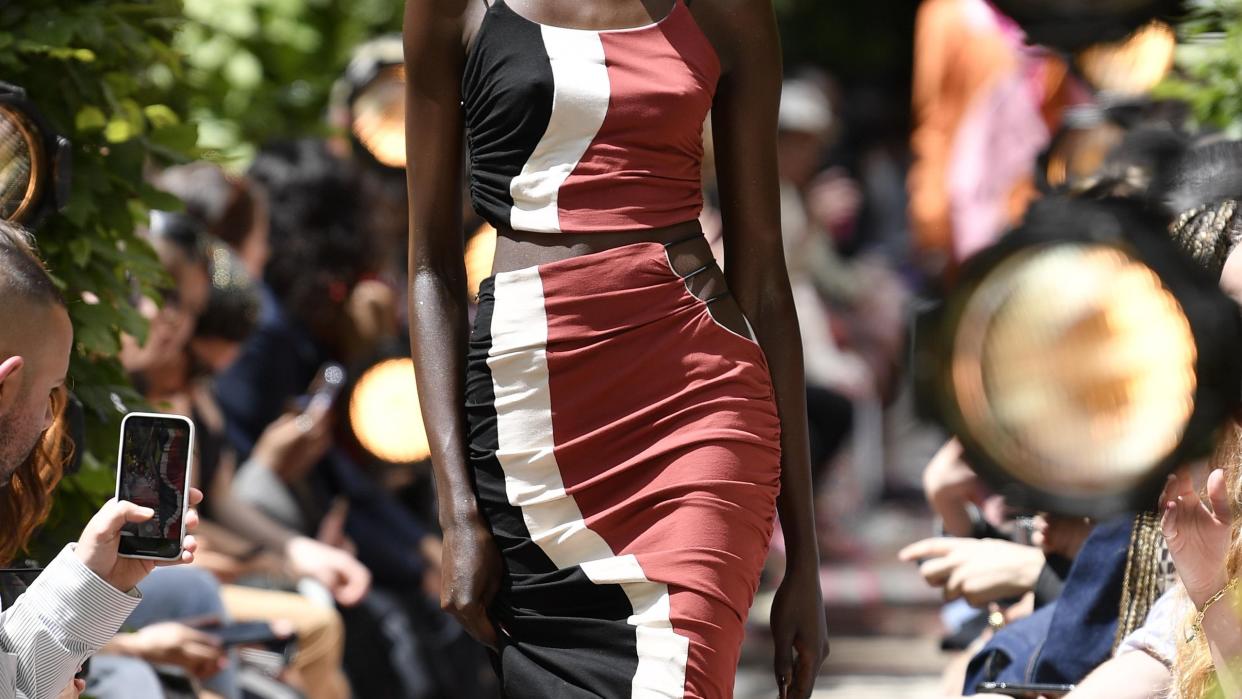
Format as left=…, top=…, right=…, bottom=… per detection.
left=779, top=79, right=834, bottom=139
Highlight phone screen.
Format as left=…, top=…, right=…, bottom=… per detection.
left=117, top=414, right=193, bottom=559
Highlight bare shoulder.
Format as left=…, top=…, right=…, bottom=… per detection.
left=403, top=0, right=474, bottom=44
left=686, top=0, right=778, bottom=72
left=403, top=0, right=476, bottom=66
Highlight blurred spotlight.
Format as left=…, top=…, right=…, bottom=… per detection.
left=345, top=357, right=430, bottom=466
left=987, top=0, right=1183, bottom=51
left=1076, top=20, right=1176, bottom=96
left=0, top=82, right=70, bottom=225
left=466, top=222, right=497, bottom=299
left=916, top=197, right=1242, bottom=516
left=333, top=36, right=406, bottom=170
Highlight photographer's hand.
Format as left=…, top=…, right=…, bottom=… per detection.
left=76, top=488, right=203, bottom=592
left=251, top=403, right=333, bottom=482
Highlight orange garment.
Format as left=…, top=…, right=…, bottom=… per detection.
left=908, top=0, right=1078, bottom=261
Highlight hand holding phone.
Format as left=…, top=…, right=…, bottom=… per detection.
left=251, top=404, right=333, bottom=482
left=75, top=496, right=198, bottom=591
left=114, top=412, right=196, bottom=561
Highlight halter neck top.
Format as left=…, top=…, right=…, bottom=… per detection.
left=462, top=0, right=720, bottom=233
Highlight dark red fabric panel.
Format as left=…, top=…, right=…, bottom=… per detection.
left=555, top=2, right=720, bottom=231
left=538, top=243, right=780, bottom=698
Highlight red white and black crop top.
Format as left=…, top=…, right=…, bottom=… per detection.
left=462, top=0, right=720, bottom=233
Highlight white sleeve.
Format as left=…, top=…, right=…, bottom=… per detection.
left=1116, top=586, right=1191, bottom=669
left=0, top=545, right=141, bottom=699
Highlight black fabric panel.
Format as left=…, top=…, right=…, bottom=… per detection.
left=462, top=4, right=555, bottom=229
left=465, top=279, right=641, bottom=698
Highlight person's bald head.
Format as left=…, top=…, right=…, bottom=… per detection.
left=0, top=222, right=71, bottom=483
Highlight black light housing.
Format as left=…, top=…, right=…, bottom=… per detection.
left=0, top=82, right=71, bottom=225
left=915, top=196, right=1242, bottom=517
left=987, top=0, right=1184, bottom=52
left=333, top=36, right=406, bottom=171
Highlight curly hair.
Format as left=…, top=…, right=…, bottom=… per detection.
left=246, top=139, right=374, bottom=331
left=0, top=387, right=69, bottom=565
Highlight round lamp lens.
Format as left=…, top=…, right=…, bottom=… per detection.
left=951, top=243, right=1197, bottom=497
left=348, top=357, right=431, bottom=464
left=0, top=104, right=43, bottom=223
left=351, top=65, right=406, bottom=169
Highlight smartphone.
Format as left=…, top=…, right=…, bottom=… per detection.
left=976, top=681, right=1075, bottom=698
left=297, top=362, right=347, bottom=414
left=114, top=412, right=195, bottom=560
left=205, top=621, right=292, bottom=648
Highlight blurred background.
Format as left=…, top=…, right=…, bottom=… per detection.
left=6, top=0, right=1242, bottom=697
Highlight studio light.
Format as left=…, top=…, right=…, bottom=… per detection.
left=345, top=357, right=431, bottom=466
left=334, top=36, right=406, bottom=171
left=0, top=82, right=70, bottom=225
left=915, top=197, right=1242, bottom=516
left=1075, top=20, right=1177, bottom=96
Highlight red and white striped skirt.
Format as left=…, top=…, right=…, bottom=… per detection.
left=465, top=240, right=781, bottom=698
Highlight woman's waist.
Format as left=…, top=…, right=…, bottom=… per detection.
left=489, top=220, right=708, bottom=276
left=478, top=220, right=732, bottom=334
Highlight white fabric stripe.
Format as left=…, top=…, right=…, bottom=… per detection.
left=1, top=544, right=141, bottom=698
left=488, top=269, right=689, bottom=698
left=508, top=28, right=611, bottom=233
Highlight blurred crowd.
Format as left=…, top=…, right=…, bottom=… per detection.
left=43, top=45, right=922, bottom=695
left=898, top=2, right=1242, bottom=699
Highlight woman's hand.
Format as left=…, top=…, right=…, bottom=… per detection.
left=898, top=537, right=1045, bottom=607
left=440, top=513, right=503, bottom=650
left=1161, top=467, right=1233, bottom=607
left=770, top=565, right=828, bottom=699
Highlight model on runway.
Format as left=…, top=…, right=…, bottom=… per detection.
left=404, top=1, right=829, bottom=696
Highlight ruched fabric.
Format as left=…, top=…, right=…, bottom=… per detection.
left=465, top=242, right=781, bottom=698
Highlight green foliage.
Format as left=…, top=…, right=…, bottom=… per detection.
left=1155, top=0, right=1242, bottom=135
left=0, top=0, right=196, bottom=560
left=177, top=0, right=403, bottom=166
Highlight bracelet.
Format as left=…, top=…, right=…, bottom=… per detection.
left=1190, top=578, right=1239, bottom=642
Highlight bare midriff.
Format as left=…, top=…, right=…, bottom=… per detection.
left=491, top=219, right=752, bottom=339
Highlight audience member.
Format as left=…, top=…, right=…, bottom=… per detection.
left=0, top=221, right=201, bottom=699
left=122, top=212, right=364, bottom=699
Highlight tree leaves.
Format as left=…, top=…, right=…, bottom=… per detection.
left=1156, top=1, right=1242, bottom=134
left=2, top=0, right=197, bottom=560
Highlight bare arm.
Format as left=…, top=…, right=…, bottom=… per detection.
left=1199, top=591, right=1242, bottom=696
left=1062, top=650, right=1171, bottom=699
left=404, top=0, right=501, bottom=648
left=703, top=1, right=827, bottom=696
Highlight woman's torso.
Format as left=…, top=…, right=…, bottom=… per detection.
left=461, top=0, right=722, bottom=275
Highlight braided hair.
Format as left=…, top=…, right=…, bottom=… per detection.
left=1158, top=141, right=1242, bottom=278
